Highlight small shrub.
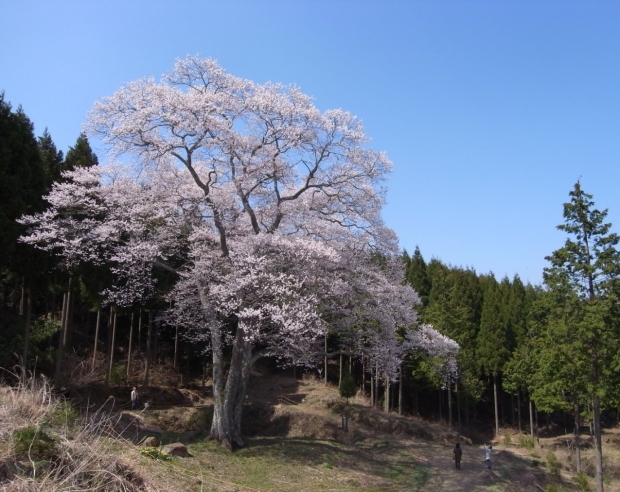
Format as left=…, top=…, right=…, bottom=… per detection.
left=544, top=485, right=560, bottom=492
left=109, top=363, right=127, bottom=385
left=13, top=426, right=58, bottom=460
left=517, top=434, right=535, bottom=449
left=187, top=408, right=212, bottom=431
left=531, top=459, right=540, bottom=467
left=574, top=472, right=591, bottom=491
left=327, top=399, right=346, bottom=414
left=45, top=399, right=81, bottom=430
left=546, top=450, right=561, bottom=478
left=339, top=373, right=356, bottom=402
left=503, top=433, right=512, bottom=445
left=140, top=447, right=171, bottom=461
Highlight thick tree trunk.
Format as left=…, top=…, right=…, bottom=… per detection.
left=384, top=377, right=390, bottom=413
left=339, top=354, right=343, bottom=387
left=92, top=310, right=101, bottom=371
left=230, top=333, right=254, bottom=444
left=208, top=319, right=258, bottom=450
left=517, top=391, right=522, bottom=433
left=208, top=317, right=229, bottom=447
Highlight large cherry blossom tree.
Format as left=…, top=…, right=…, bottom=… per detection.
left=21, top=56, right=457, bottom=449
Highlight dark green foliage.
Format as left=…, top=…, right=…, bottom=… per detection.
left=477, top=277, right=510, bottom=377
left=423, top=262, right=484, bottom=402
left=0, top=93, right=47, bottom=273
left=140, top=447, right=172, bottom=461
left=574, top=472, right=592, bottom=491
left=534, top=181, right=620, bottom=490
left=339, top=372, right=357, bottom=402
left=44, top=400, right=81, bottom=430
left=545, top=450, right=561, bottom=479
left=38, top=128, right=64, bottom=188
left=545, top=181, right=620, bottom=299
left=406, top=246, right=431, bottom=307
left=64, top=132, right=98, bottom=170
left=12, top=426, right=58, bottom=460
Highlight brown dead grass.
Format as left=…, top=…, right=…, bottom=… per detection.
left=501, top=425, right=620, bottom=492
left=0, top=376, right=159, bottom=491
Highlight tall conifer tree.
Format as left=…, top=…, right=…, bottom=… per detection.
left=477, top=276, right=510, bottom=437
left=539, top=181, right=620, bottom=492
left=406, top=246, right=431, bottom=307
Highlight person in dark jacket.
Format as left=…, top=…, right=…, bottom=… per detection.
left=453, top=442, right=463, bottom=469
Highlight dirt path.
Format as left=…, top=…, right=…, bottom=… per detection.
left=403, top=440, right=494, bottom=491
left=403, top=440, right=546, bottom=492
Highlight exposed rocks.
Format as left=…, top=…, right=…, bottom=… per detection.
left=142, top=436, right=160, bottom=447
left=162, top=442, right=191, bottom=457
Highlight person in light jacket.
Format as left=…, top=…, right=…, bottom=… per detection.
left=131, top=387, right=140, bottom=410
left=484, top=444, right=492, bottom=470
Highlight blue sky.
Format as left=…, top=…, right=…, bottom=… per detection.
left=3, top=1, right=620, bottom=285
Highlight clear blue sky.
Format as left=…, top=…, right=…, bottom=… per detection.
left=3, top=1, right=620, bottom=285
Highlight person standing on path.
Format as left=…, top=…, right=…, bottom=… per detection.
left=484, top=444, right=492, bottom=470
left=131, top=387, right=140, bottom=410
left=453, top=442, right=463, bottom=469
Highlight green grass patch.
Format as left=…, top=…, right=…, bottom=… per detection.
left=12, top=426, right=58, bottom=460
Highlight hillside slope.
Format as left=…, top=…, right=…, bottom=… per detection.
left=0, top=373, right=605, bottom=491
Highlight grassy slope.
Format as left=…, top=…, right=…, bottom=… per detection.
left=135, top=374, right=562, bottom=492
left=5, top=373, right=620, bottom=491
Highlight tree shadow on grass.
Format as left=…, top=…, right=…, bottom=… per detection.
left=239, top=435, right=431, bottom=488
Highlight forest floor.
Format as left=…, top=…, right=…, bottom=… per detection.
left=4, top=371, right=620, bottom=491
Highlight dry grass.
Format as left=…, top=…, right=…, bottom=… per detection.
left=500, top=425, right=620, bottom=491
left=0, top=375, right=158, bottom=491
